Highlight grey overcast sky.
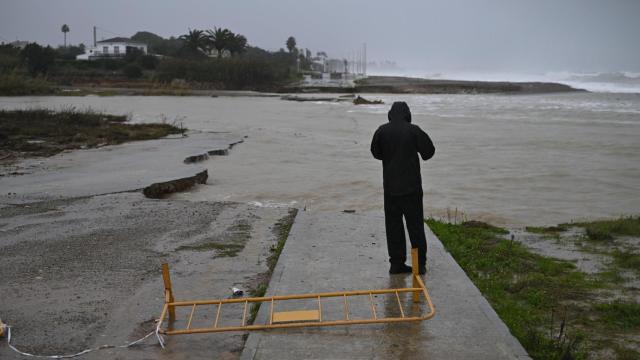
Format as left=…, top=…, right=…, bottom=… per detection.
left=1, top=0, right=639, bottom=73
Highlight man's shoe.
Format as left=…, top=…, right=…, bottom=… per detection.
left=418, top=266, right=426, bottom=275
left=389, top=263, right=413, bottom=274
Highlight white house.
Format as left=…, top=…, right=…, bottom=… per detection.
left=8, top=40, right=29, bottom=50
left=76, top=37, right=147, bottom=60
left=310, top=60, right=325, bottom=73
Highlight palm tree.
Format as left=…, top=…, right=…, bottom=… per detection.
left=178, top=29, right=208, bottom=56
left=227, top=34, right=247, bottom=56
left=286, top=36, right=296, bottom=53
left=61, top=24, right=70, bottom=47
left=207, top=27, right=232, bottom=58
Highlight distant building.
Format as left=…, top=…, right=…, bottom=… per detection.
left=76, top=37, right=147, bottom=60
left=309, top=52, right=328, bottom=73
left=310, top=61, right=325, bottom=73
left=326, top=59, right=346, bottom=74
left=8, top=41, right=29, bottom=49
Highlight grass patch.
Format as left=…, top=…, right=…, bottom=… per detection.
left=175, top=220, right=251, bottom=258
left=427, top=218, right=606, bottom=359
left=611, top=345, right=640, bottom=360
left=610, top=250, right=640, bottom=275
left=595, top=268, right=626, bottom=284
left=266, top=208, right=298, bottom=272
left=0, top=108, right=184, bottom=158
left=593, top=301, right=640, bottom=330
left=246, top=208, right=298, bottom=325
left=247, top=282, right=269, bottom=324
left=461, top=220, right=509, bottom=234
left=570, top=216, right=640, bottom=242
left=525, top=225, right=569, bottom=234
left=175, top=242, right=245, bottom=257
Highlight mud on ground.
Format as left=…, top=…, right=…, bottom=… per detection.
left=0, top=192, right=295, bottom=359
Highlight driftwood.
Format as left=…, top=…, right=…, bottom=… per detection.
left=143, top=170, right=208, bottom=199
left=353, top=96, right=384, bottom=105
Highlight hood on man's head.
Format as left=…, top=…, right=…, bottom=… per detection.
left=388, top=101, right=412, bottom=123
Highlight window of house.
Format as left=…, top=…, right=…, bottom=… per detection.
left=103, top=46, right=108, bottom=54
left=114, top=46, right=120, bottom=55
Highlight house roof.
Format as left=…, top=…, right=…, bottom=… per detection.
left=97, top=37, right=145, bottom=45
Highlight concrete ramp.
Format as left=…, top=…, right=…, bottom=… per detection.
left=241, top=210, right=530, bottom=360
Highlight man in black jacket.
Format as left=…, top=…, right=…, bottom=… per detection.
left=371, top=101, right=435, bottom=274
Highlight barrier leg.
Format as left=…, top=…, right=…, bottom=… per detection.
left=162, top=263, right=176, bottom=321
left=411, top=248, right=420, bottom=303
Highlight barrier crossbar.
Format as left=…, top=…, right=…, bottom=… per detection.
left=157, top=249, right=435, bottom=338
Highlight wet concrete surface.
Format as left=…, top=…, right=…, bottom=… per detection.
left=241, top=210, right=531, bottom=360
left=0, top=131, right=243, bottom=203
left=0, top=193, right=292, bottom=359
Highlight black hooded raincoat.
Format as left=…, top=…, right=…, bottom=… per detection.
left=370, top=102, right=435, bottom=196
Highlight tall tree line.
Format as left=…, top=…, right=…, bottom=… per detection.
left=178, top=27, right=247, bottom=58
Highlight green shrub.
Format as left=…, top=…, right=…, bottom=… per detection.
left=0, top=108, right=182, bottom=157
left=20, top=43, right=56, bottom=76
left=0, top=44, right=21, bottom=73
left=594, top=301, right=640, bottom=330
left=155, top=56, right=293, bottom=89
left=0, top=72, right=55, bottom=95
left=575, top=216, right=640, bottom=241
left=123, top=64, right=143, bottom=79
left=138, top=55, right=159, bottom=70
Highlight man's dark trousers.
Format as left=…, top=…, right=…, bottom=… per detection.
left=384, top=190, right=427, bottom=267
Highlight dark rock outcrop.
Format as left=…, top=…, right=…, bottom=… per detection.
left=280, top=95, right=337, bottom=102
left=183, top=140, right=243, bottom=164
left=143, top=170, right=208, bottom=199
left=183, top=154, right=209, bottom=164
left=208, top=149, right=229, bottom=156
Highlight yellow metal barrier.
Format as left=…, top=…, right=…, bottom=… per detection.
left=157, top=248, right=435, bottom=337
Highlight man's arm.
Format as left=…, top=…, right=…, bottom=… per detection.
left=414, top=126, right=435, bottom=160
left=370, top=127, right=383, bottom=160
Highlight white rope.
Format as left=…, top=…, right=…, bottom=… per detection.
left=155, top=317, right=166, bottom=349
left=2, top=322, right=161, bottom=358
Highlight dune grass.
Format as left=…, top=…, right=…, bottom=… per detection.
left=0, top=108, right=183, bottom=158
left=525, top=217, right=639, bottom=242
left=572, top=216, right=640, bottom=242
left=594, top=301, right=640, bottom=331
